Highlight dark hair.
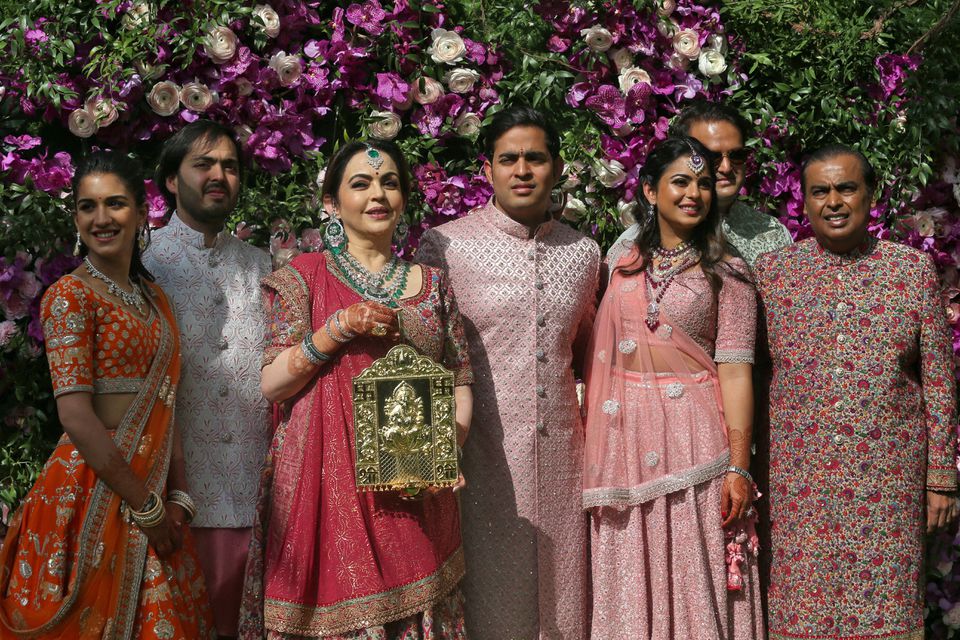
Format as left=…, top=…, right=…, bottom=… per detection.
left=483, top=105, right=561, bottom=159
left=670, top=99, right=753, bottom=145
left=621, top=136, right=742, bottom=293
left=800, top=143, right=878, bottom=196
left=320, top=140, right=412, bottom=205
left=72, top=150, right=154, bottom=282
left=155, top=120, right=243, bottom=210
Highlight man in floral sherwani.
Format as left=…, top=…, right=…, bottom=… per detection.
left=754, top=144, right=958, bottom=639
left=417, top=106, right=599, bottom=640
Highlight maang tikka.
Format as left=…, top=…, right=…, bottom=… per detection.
left=365, top=146, right=384, bottom=172
left=685, top=140, right=706, bottom=176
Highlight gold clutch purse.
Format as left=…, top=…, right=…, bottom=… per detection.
left=352, top=344, right=458, bottom=493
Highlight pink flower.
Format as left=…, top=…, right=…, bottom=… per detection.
left=0, top=253, right=41, bottom=320
left=0, top=320, right=17, bottom=348
left=584, top=85, right=627, bottom=129
left=346, top=0, right=387, bottom=36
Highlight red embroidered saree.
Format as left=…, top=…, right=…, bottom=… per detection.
left=240, top=252, right=470, bottom=638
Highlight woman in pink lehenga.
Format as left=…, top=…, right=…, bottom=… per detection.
left=583, top=137, right=764, bottom=638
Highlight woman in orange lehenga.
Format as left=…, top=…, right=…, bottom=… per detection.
left=0, top=151, right=215, bottom=639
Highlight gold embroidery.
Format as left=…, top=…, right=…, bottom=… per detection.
left=138, top=434, right=153, bottom=457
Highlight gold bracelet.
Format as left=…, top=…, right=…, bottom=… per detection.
left=166, top=489, right=198, bottom=523
left=130, top=491, right=165, bottom=529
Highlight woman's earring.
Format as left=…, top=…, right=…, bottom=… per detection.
left=646, top=201, right=656, bottom=220
left=73, top=232, right=82, bottom=256
left=324, top=214, right=346, bottom=254
left=393, top=217, right=409, bottom=246
left=138, top=227, right=148, bottom=252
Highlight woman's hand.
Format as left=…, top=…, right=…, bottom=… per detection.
left=721, top=472, right=751, bottom=528
left=339, top=301, right=399, bottom=339
left=140, top=512, right=181, bottom=558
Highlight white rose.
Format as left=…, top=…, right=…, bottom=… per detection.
left=235, top=124, right=254, bottom=144
left=656, top=0, right=676, bottom=17
left=618, top=200, right=639, bottom=227
left=594, top=158, right=627, bottom=188
left=618, top=66, right=651, bottom=94
left=253, top=4, right=281, bottom=38
left=180, top=81, right=216, bottom=112
left=369, top=111, right=402, bottom=140
left=86, top=97, right=119, bottom=127
left=580, top=25, right=613, bottom=52
left=562, top=197, right=588, bottom=222
left=705, top=33, right=728, bottom=55
left=428, top=28, right=466, bottom=64
left=68, top=108, right=98, bottom=138
left=454, top=112, right=481, bottom=137
left=894, top=111, right=907, bottom=133
left=673, top=29, right=701, bottom=59
left=269, top=52, right=302, bottom=86
left=122, top=1, right=151, bottom=30
left=147, top=81, right=180, bottom=116
left=135, top=61, right=166, bottom=81
left=412, top=77, right=444, bottom=105
left=609, top=48, right=633, bottom=71
left=234, top=77, right=254, bottom=96
left=443, top=68, right=481, bottom=94
left=315, top=167, right=327, bottom=191
left=697, top=50, right=727, bottom=77
left=204, top=25, right=237, bottom=64
left=658, top=18, right=679, bottom=38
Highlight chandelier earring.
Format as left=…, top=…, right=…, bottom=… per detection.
left=646, top=200, right=656, bottom=220
left=137, top=226, right=149, bottom=252
left=73, top=232, right=82, bottom=257
left=324, top=210, right=347, bottom=255
left=393, top=217, right=409, bottom=246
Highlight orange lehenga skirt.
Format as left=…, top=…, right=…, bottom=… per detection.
left=0, top=286, right=214, bottom=639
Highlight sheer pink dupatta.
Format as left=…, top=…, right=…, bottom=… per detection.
left=582, top=249, right=731, bottom=509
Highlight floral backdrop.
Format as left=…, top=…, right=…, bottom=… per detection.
left=1, top=0, right=959, bottom=631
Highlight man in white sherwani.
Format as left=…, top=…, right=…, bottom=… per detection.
left=144, top=121, right=271, bottom=640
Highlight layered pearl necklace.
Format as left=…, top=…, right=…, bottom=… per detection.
left=330, top=249, right=410, bottom=308
left=84, top=257, right=146, bottom=315
left=643, top=242, right=701, bottom=331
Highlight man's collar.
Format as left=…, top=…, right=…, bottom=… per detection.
left=484, top=198, right=554, bottom=240
left=167, top=212, right=228, bottom=250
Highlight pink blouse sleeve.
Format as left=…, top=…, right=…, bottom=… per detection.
left=41, top=276, right=95, bottom=397
left=714, top=258, right=757, bottom=364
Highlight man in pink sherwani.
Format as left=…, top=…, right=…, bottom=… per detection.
left=417, top=106, right=600, bottom=639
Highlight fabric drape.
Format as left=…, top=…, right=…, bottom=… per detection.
left=0, top=277, right=213, bottom=639
left=239, top=253, right=465, bottom=639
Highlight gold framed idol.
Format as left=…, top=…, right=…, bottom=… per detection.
left=353, top=344, right=458, bottom=492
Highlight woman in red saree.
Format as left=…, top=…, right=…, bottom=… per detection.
left=239, top=141, right=473, bottom=639
left=0, top=152, right=214, bottom=638
left=583, top=137, right=764, bottom=638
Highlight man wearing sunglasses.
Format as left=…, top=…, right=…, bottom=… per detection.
left=614, top=101, right=792, bottom=267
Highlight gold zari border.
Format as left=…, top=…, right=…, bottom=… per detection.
left=263, top=546, right=464, bottom=636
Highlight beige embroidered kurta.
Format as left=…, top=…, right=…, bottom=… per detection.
left=417, top=200, right=600, bottom=640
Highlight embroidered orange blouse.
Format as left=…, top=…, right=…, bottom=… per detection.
left=41, top=275, right=161, bottom=397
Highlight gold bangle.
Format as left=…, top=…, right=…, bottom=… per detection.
left=130, top=491, right=165, bottom=529
left=166, top=489, right=197, bottom=523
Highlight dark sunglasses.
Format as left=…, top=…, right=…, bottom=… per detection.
left=711, top=148, right=750, bottom=169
